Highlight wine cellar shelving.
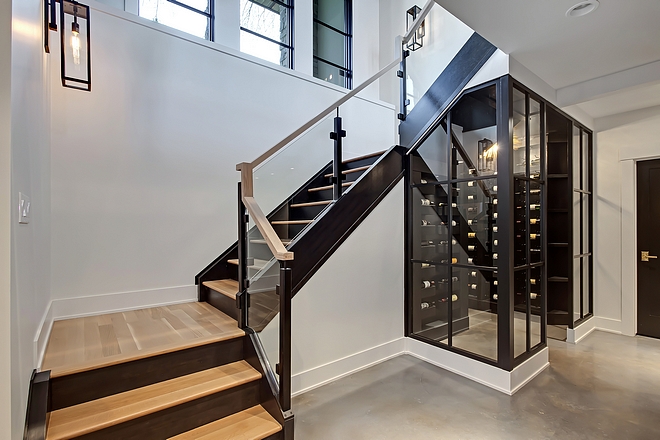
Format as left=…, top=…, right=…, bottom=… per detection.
left=405, top=76, right=593, bottom=371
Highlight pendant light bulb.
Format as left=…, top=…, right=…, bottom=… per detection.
left=71, top=13, right=81, bottom=67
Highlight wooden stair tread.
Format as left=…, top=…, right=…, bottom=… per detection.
left=271, top=220, right=313, bottom=225
left=204, top=279, right=238, bottom=299
left=342, top=150, right=385, bottom=164
left=44, top=303, right=244, bottom=378
left=308, top=182, right=353, bottom=192
left=290, top=200, right=332, bottom=208
left=323, top=165, right=370, bottom=178
left=46, top=361, right=261, bottom=440
left=168, top=405, right=281, bottom=440
left=227, top=258, right=270, bottom=269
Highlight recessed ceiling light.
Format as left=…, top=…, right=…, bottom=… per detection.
left=566, top=1, right=599, bottom=17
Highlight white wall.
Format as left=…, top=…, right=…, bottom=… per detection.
left=48, top=2, right=394, bottom=319
left=0, top=0, right=13, bottom=437
left=259, top=181, right=405, bottom=394
left=593, top=106, right=660, bottom=334
left=10, top=0, right=53, bottom=437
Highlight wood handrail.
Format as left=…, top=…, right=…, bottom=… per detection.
left=242, top=196, right=294, bottom=261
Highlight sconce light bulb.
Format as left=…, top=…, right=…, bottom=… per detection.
left=71, top=21, right=80, bottom=36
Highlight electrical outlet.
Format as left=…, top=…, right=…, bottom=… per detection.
left=19, top=192, right=30, bottom=224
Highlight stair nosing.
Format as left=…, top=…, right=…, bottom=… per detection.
left=323, top=165, right=371, bottom=178
left=289, top=200, right=332, bottom=208
left=308, top=182, right=353, bottom=192
left=342, top=150, right=385, bottom=164
left=271, top=220, right=314, bottom=225
left=46, top=361, right=261, bottom=440
left=167, top=404, right=282, bottom=440
left=203, top=280, right=238, bottom=300
left=46, top=323, right=245, bottom=379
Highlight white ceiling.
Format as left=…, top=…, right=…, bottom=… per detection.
left=436, top=0, right=660, bottom=119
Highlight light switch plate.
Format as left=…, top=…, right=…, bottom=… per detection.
left=19, top=192, right=30, bottom=224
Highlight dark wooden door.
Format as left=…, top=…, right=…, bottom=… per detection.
left=637, top=159, right=660, bottom=338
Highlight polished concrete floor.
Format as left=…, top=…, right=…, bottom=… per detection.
left=293, top=331, right=660, bottom=439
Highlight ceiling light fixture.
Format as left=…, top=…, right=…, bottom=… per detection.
left=566, top=1, right=599, bottom=17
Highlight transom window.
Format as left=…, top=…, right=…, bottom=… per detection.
left=313, top=0, right=352, bottom=88
left=240, top=0, right=294, bottom=68
left=139, top=0, right=214, bottom=41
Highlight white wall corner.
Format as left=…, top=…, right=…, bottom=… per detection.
left=465, top=49, right=509, bottom=90
left=508, top=56, right=557, bottom=105
left=291, top=338, right=406, bottom=397
left=50, top=285, right=197, bottom=321
left=566, top=317, right=597, bottom=344
left=34, top=301, right=54, bottom=369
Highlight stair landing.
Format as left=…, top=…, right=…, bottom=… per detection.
left=41, top=302, right=244, bottom=377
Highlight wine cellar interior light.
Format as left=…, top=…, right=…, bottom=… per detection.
left=406, top=6, right=425, bottom=52
left=45, top=0, right=92, bottom=91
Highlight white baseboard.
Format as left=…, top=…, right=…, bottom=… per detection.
left=291, top=338, right=406, bottom=397
left=405, top=338, right=549, bottom=395
left=594, top=317, right=623, bottom=335
left=567, top=317, right=597, bottom=344
left=34, top=285, right=197, bottom=369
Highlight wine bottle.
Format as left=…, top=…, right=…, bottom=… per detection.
left=493, top=226, right=498, bottom=233
left=530, top=203, right=540, bottom=210
left=468, top=219, right=477, bottom=225
left=468, top=232, right=476, bottom=238
left=468, top=245, right=476, bottom=251
left=470, top=271, right=478, bottom=277
left=493, top=294, right=498, bottom=300
left=493, top=185, right=498, bottom=191
left=493, top=253, right=498, bottom=260
left=530, top=189, right=540, bottom=194
left=493, top=198, right=498, bottom=205
left=421, top=219, right=431, bottom=226
left=452, top=294, right=458, bottom=302
left=422, top=280, right=435, bottom=289
left=421, top=263, right=431, bottom=268
left=530, top=278, right=537, bottom=285
left=530, top=293, right=538, bottom=300
left=493, top=212, right=498, bottom=219
left=468, top=181, right=475, bottom=187
left=530, top=218, right=539, bottom=225
left=468, top=195, right=475, bottom=201
left=467, top=207, right=477, bottom=213
left=469, top=284, right=478, bottom=290
left=452, top=238, right=457, bottom=245
left=441, top=258, right=458, bottom=264
left=421, top=198, right=432, bottom=206
left=530, top=233, right=539, bottom=240
left=452, top=202, right=458, bottom=208
left=420, top=179, right=428, bottom=184
left=494, top=239, right=498, bottom=246
left=467, top=257, right=474, bottom=264
left=421, top=302, right=432, bottom=309
left=421, top=240, right=435, bottom=246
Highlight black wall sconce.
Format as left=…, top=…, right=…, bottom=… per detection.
left=45, top=0, right=91, bottom=91
left=406, top=5, right=426, bottom=51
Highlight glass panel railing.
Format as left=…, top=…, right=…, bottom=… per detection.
left=404, top=5, right=474, bottom=112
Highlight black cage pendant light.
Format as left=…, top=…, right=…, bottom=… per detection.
left=45, top=0, right=92, bottom=91
left=406, top=5, right=425, bottom=51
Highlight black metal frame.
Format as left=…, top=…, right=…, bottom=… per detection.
left=45, top=0, right=92, bottom=91
left=241, top=0, right=294, bottom=69
left=312, top=0, right=353, bottom=89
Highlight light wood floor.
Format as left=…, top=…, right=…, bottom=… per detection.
left=41, top=302, right=244, bottom=377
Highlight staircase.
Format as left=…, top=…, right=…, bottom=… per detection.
left=33, top=303, right=286, bottom=440
left=197, top=150, right=388, bottom=326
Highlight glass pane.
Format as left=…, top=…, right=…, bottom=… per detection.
left=314, top=23, right=347, bottom=68
left=530, top=266, right=542, bottom=348
left=173, top=0, right=210, bottom=12
left=514, top=269, right=528, bottom=358
left=530, top=181, right=542, bottom=264
left=313, top=58, right=349, bottom=87
left=582, top=131, right=590, bottom=190
left=583, top=256, right=591, bottom=317
left=529, top=98, right=541, bottom=179
left=573, top=257, right=581, bottom=322
left=241, top=0, right=290, bottom=43
left=315, top=0, right=347, bottom=32
left=451, top=266, right=498, bottom=361
left=582, top=193, right=590, bottom=255
left=412, top=185, right=450, bottom=263
left=573, top=125, right=581, bottom=188
left=139, top=0, right=210, bottom=39
left=514, top=179, right=527, bottom=266
left=512, top=88, right=526, bottom=176
left=451, top=86, right=498, bottom=179
left=253, top=113, right=334, bottom=217
left=453, top=179, right=497, bottom=267
left=412, top=262, right=450, bottom=345
left=240, top=30, right=291, bottom=67
left=414, top=118, right=449, bottom=183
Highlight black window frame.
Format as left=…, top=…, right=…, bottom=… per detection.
left=239, top=0, right=295, bottom=69
left=313, top=0, right=353, bottom=89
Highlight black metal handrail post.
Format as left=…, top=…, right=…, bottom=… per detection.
left=236, top=183, right=249, bottom=329
left=330, top=109, right=346, bottom=201
left=277, top=260, right=293, bottom=413
left=398, top=47, right=410, bottom=121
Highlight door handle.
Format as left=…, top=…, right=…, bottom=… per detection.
left=641, top=251, right=658, bottom=262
